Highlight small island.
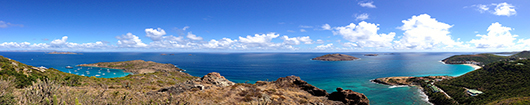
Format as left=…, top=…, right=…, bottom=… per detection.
left=77, top=60, right=184, bottom=74
left=312, top=54, right=359, bottom=61
left=364, top=54, right=378, bottom=56
left=47, top=51, right=78, bottom=54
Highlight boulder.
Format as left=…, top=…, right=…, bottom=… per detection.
left=328, top=87, right=369, bottom=105
left=200, top=72, right=235, bottom=87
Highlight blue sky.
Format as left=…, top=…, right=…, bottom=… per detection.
left=1, top=0, right=529, bottom=52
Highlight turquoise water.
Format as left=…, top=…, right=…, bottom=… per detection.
left=0, top=52, right=475, bottom=105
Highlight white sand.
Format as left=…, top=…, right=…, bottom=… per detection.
left=463, top=64, right=481, bottom=70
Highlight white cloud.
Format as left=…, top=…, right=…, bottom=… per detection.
left=299, top=25, right=313, bottom=28
left=300, top=29, right=307, bottom=32
left=355, top=13, right=369, bottom=21
left=332, top=21, right=395, bottom=48
left=0, top=21, right=7, bottom=28
left=203, top=38, right=237, bottom=49
left=0, top=42, right=32, bottom=48
left=116, top=33, right=147, bottom=48
left=50, top=36, right=68, bottom=47
left=469, top=22, right=517, bottom=48
left=238, top=33, right=280, bottom=48
left=164, top=35, right=185, bottom=42
left=182, top=26, right=190, bottom=31
left=281, top=36, right=313, bottom=45
left=65, top=41, right=110, bottom=49
left=315, top=43, right=334, bottom=50
left=0, top=21, right=23, bottom=28
left=287, top=30, right=295, bottom=33
left=145, top=28, right=167, bottom=41
left=493, top=2, right=516, bottom=16
left=358, top=1, right=376, bottom=8
left=322, top=24, right=331, bottom=30
left=470, top=2, right=516, bottom=16
left=394, top=14, right=462, bottom=49
left=315, top=39, right=325, bottom=44
left=341, top=42, right=358, bottom=48
left=186, top=32, right=203, bottom=41
left=474, top=4, right=489, bottom=13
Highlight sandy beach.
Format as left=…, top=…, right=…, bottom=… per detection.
left=463, top=64, right=482, bottom=70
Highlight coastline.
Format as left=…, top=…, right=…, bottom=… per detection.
left=463, top=64, right=481, bottom=70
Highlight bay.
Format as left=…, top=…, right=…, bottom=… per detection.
left=0, top=52, right=475, bottom=105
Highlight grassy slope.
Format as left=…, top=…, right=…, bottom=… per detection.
left=437, top=59, right=530, bottom=104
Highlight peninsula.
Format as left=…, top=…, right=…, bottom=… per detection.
left=312, top=54, right=359, bottom=61
left=77, top=60, right=184, bottom=74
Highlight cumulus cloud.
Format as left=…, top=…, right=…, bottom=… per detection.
left=322, top=24, right=331, bottom=30
left=186, top=32, right=203, bottom=41
left=493, top=2, right=516, bottom=16
left=469, top=22, right=517, bottom=48
left=355, top=13, right=369, bottom=21
left=332, top=21, right=395, bottom=48
left=203, top=38, right=237, bottom=49
left=145, top=28, right=167, bottom=41
left=315, top=43, right=334, bottom=50
left=281, top=36, right=313, bottom=45
left=238, top=33, right=280, bottom=48
left=394, top=14, right=462, bottom=49
left=469, top=2, right=516, bottom=16
left=50, top=36, right=68, bottom=47
left=358, top=1, right=376, bottom=8
left=65, top=41, right=110, bottom=49
left=116, top=33, right=147, bottom=47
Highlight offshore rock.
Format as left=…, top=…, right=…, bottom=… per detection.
left=329, top=87, right=370, bottom=105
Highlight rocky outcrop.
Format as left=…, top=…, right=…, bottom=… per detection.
left=273, top=76, right=329, bottom=96
left=328, top=87, right=370, bottom=105
left=312, top=54, right=359, bottom=61
left=371, top=77, right=412, bottom=86
left=77, top=60, right=184, bottom=74
left=152, top=72, right=234, bottom=95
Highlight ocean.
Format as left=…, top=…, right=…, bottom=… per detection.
left=0, top=52, right=476, bottom=105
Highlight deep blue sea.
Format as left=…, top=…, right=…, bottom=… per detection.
left=0, top=52, right=476, bottom=105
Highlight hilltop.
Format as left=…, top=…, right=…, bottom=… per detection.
left=312, top=54, right=359, bottom=61
left=0, top=55, right=369, bottom=105
left=441, top=51, right=530, bottom=66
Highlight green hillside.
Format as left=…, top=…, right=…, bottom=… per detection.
left=441, top=53, right=508, bottom=65
left=511, top=51, right=530, bottom=59
left=437, top=59, right=530, bottom=104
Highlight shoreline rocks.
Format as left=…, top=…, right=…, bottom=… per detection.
left=312, top=54, right=359, bottom=61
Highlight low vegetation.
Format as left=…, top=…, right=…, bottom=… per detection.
left=437, top=59, right=530, bottom=104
